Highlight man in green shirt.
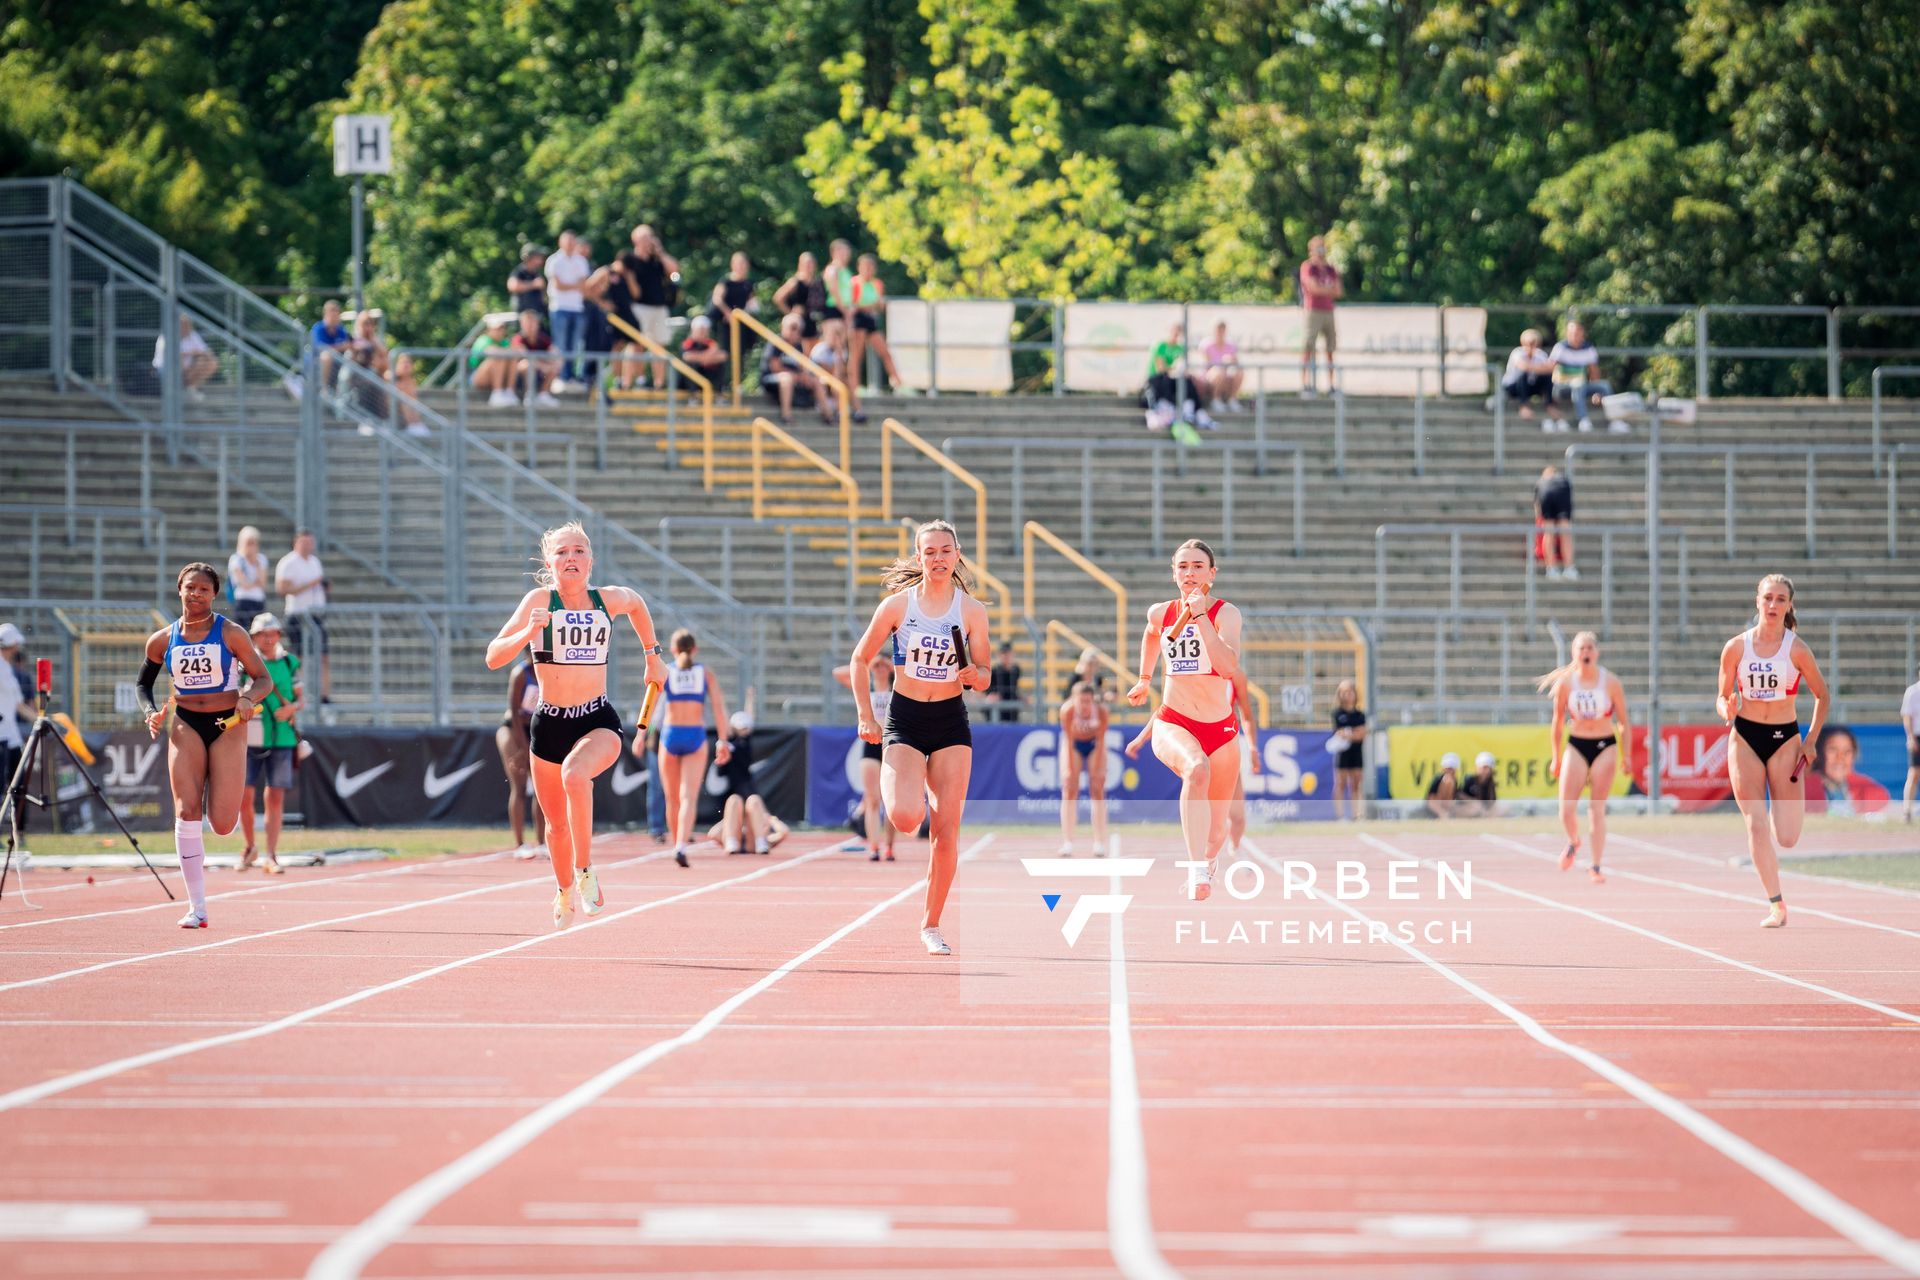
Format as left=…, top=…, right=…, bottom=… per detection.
left=1143, top=322, right=1214, bottom=432
left=240, top=613, right=304, bottom=873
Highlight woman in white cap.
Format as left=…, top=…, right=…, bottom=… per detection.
left=237, top=613, right=302, bottom=873
left=1425, top=752, right=1462, bottom=819
left=1538, top=630, right=1630, bottom=883
left=1458, top=751, right=1500, bottom=816
left=706, top=690, right=789, bottom=855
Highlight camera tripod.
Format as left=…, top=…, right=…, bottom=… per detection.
left=0, top=693, right=172, bottom=905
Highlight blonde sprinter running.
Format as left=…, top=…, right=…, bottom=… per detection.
left=487, top=523, right=669, bottom=929
left=138, top=562, right=274, bottom=928
left=1539, top=631, right=1630, bottom=883
left=850, top=520, right=991, bottom=956
left=1126, top=539, right=1243, bottom=901
left=1717, top=574, right=1830, bottom=928
left=658, top=629, right=732, bottom=867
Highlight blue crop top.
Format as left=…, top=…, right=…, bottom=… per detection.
left=167, top=615, right=240, bottom=694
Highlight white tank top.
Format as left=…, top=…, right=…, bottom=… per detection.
left=895, top=586, right=965, bottom=683
left=871, top=687, right=892, bottom=724
left=1739, top=627, right=1801, bottom=703
left=1566, top=667, right=1613, bottom=721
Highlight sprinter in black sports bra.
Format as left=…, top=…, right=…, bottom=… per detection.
left=1538, top=630, right=1630, bottom=885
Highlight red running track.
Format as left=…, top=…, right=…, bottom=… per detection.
left=0, top=824, right=1918, bottom=1278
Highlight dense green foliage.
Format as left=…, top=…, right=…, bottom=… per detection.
left=6, top=0, right=1918, bottom=364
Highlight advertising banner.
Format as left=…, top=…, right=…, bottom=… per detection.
left=1629, top=721, right=1907, bottom=815
left=1387, top=724, right=1632, bottom=801
left=886, top=300, right=1016, bottom=393
left=808, top=723, right=1336, bottom=826
left=1062, top=302, right=1489, bottom=396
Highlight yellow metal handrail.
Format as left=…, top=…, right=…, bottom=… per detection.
left=1023, top=519, right=1128, bottom=660
left=751, top=416, right=859, bottom=525
left=606, top=312, right=717, bottom=491
left=895, top=517, right=1012, bottom=641
left=731, top=309, right=853, bottom=474
left=1043, top=619, right=1154, bottom=724
left=881, top=417, right=990, bottom=572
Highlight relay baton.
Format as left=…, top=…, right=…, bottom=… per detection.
left=636, top=681, right=663, bottom=731
left=1788, top=754, right=1807, bottom=784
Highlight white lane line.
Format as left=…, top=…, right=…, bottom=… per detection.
left=1103, top=835, right=1178, bottom=1280
left=0, top=842, right=857, bottom=1115
left=2, top=874, right=145, bottom=897
left=303, top=832, right=994, bottom=1280
left=1243, top=840, right=1920, bottom=1279
left=1361, top=833, right=1920, bottom=1026
left=1614, top=834, right=1920, bottom=903
left=1, top=1018, right=1912, bottom=1033
left=0, top=850, right=514, bottom=933
left=0, top=851, right=664, bottom=994
left=1484, top=834, right=1920, bottom=942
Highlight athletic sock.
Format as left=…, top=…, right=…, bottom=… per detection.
left=175, top=818, right=207, bottom=915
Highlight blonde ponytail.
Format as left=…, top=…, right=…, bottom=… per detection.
left=1535, top=630, right=1600, bottom=695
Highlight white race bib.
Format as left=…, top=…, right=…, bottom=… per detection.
left=1162, top=624, right=1210, bottom=678
left=550, top=610, right=611, bottom=665
left=899, top=627, right=960, bottom=683
left=170, top=643, right=222, bottom=692
left=668, top=665, right=706, bottom=698
left=1569, top=687, right=1608, bottom=720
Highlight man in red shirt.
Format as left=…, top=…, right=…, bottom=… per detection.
left=1298, top=235, right=1343, bottom=396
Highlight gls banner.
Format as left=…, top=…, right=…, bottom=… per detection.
left=806, top=724, right=1335, bottom=826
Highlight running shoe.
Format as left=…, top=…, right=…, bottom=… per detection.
left=177, top=908, right=208, bottom=929
left=674, top=847, right=690, bottom=868
left=1761, top=902, right=1788, bottom=929
left=1559, top=841, right=1577, bottom=872
left=1190, top=860, right=1214, bottom=902
left=1057, top=840, right=1075, bottom=856
left=263, top=860, right=284, bottom=875
left=883, top=851, right=896, bottom=862
left=1589, top=865, right=1606, bottom=884
left=921, top=926, right=951, bottom=956
left=869, top=847, right=881, bottom=862
left=578, top=865, right=604, bottom=917
left=1562, top=566, right=1581, bottom=582
left=553, top=885, right=576, bottom=930
left=756, top=840, right=770, bottom=855
left=513, top=844, right=540, bottom=861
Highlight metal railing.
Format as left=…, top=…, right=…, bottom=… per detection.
left=730, top=308, right=854, bottom=473
left=881, top=417, right=990, bottom=570
left=1374, top=521, right=1690, bottom=640
left=1562, top=441, right=1890, bottom=560
left=606, top=312, right=717, bottom=489
left=5, top=505, right=169, bottom=602
left=749, top=415, right=860, bottom=524
left=943, top=436, right=1305, bottom=559
left=1024, top=520, right=1129, bottom=660
left=1041, top=619, right=1153, bottom=724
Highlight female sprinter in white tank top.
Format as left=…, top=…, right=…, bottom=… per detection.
left=1126, top=538, right=1244, bottom=900
left=1538, top=631, right=1629, bottom=883
left=849, top=519, right=991, bottom=955
left=138, top=562, right=274, bottom=928
left=486, top=522, right=669, bottom=929
left=1717, top=573, right=1829, bottom=928
left=658, top=628, right=732, bottom=867
left=1058, top=680, right=1110, bottom=855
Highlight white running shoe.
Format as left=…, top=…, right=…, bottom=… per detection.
left=512, top=843, right=539, bottom=860
left=1608, top=420, right=1631, bottom=434
left=1562, top=565, right=1580, bottom=582
left=1058, top=840, right=1075, bottom=856
left=1227, top=399, right=1243, bottom=413
left=577, top=865, right=604, bottom=916
left=1578, top=417, right=1595, bottom=433
left=488, top=389, right=519, bottom=407
left=1190, top=861, right=1214, bottom=902
left=553, top=885, right=576, bottom=930
left=921, top=926, right=951, bottom=956
left=1546, top=565, right=1562, bottom=581
left=535, top=391, right=561, bottom=407
left=178, top=908, right=208, bottom=929
left=1761, top=902, right=1788, bottom=929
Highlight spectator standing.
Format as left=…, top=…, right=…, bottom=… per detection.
left=622, top=224, right=680, bottom=388
left=510, top=309, right=562, bottom=407
left=1328, top=678, right=1367, bottom=820
left=471, top=316, right=518, bottom=407
left=1902, top=664, right=1920, bottom=823
left=774, top=251, right=827, bottom=340
left=1503, top=328, right=1556, bottom=422
left=706, top=251, right=759, bottom=354
left=1534, top=464, right=1578, bottom=582
left=681, top=316, right=728, bottom=380
left=275, top=528, right=330, bottom=704
left=506, top=243, right=548, bottom=320
left=1425, top=751, right=1461, bottom=819
left=1298, top=235, right=1342, bottom=396
left=1064, top=648, right=1113, bottom=703
left=0, top=622, right=23, bottom=790
left=1548, top=320, right=1624, bottom=434
left=346, top=311, right=390, bottom=419
left=153, top=313, right=218, bottom=399
left=585, top=256, right=638, bottom=392
left=311, top=300, right=352, bottom=391
left=1459, top=751, right=1500, bottom=816
left=1201, top=322, right=1244, bottom=413
left=846, top=253, right=904, bottom=395
left=237, top=612, right=301, bottom=873
left=985, top=641, right=1023, bottom=722
left=227, top=526, right=271, bottom=633
left=546, top=232, right=592, bottom=391
left=822, top=239, right=856, bottom=330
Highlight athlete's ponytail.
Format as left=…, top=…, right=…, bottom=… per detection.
left=1535, top=630, right=1600, bottom=695
left=1758, top=573, right=1797, bottom=631
left=670, top=628, right=696, bottom=668
left=878, top=519, right=976, bottom=597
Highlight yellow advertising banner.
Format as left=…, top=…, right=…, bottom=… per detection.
left=1387, top=725, right=1633, bottom=800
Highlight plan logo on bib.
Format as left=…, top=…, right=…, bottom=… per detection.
left=1019, top=857, right=1155, bottom=946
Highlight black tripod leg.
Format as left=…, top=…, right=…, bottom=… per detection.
left=0, top=723, right=43, bottom=903
left=45, top=727, right=175, bottom=901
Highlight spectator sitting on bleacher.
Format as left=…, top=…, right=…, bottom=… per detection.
left=387, top=352, right=428, bottom=435
left=510, top=309, right=562, bottom=407
left=810, top=317, right=852, bottom=424
left=506, top=243, right=548, bottom=319
left=1458, top=751, right=1500, bottom=816
left=1201, top=322, right=1244, bottom=414
left=471, top=315, right=517, bottom=406
left=1502, top=328, right=1555, bottom=423
left=760, top=311, right=817, bottom=425
left=311, top=300, right=352, bottom=391
left=1548, top=320, right=1624, bottom=435
left=345, top=312, right=389, bottom=419
left=682, top=316, right=728, bottom=379
left=1142, top=322, right=1215, bottom=433
left=1535, top=464, right=1578, bottom=582
left=152, top=313, right=219, bottom=400
left=1425, top=752, right=1462, bottom=819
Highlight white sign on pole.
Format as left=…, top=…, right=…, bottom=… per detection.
left=332, top=115, right=394, bottom=176
left=1280, top=684, right=1313, bottom=719
left=886, top=300, right=1016, bottom=392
